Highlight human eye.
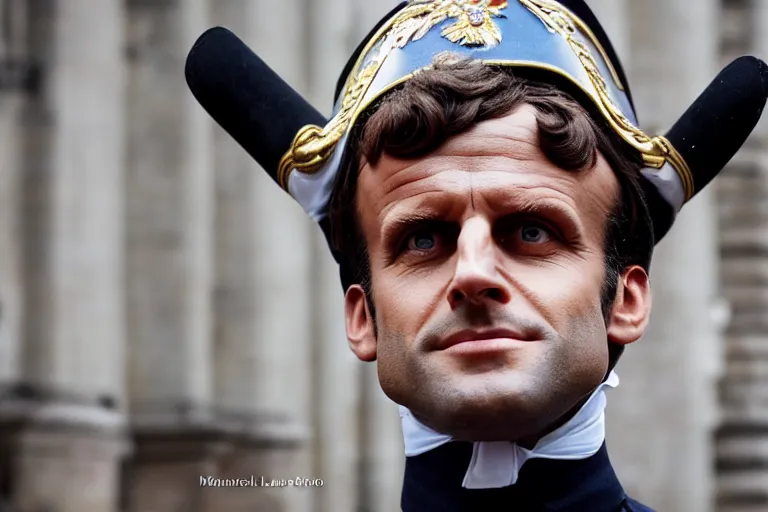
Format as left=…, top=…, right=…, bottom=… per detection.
left=393, top=220, right=456, bottom=262
left=383, top=214, right=458, bottom=265
left=496, top=217, right=560, bottom=253
left=518, top=224, right=552, bottom=244
left=406, top=231, right=439, bottom=252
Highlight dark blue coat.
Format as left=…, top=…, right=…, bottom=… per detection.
left=401, top=442, right=656, bottom=511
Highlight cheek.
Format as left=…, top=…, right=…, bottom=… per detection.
left=542, top=263, right=610, bottom=375
left=369, top=279, right=435, bottom=403
left=518, top=259, right=606, bottom=330
left=371, top=268, right=445, bottom=337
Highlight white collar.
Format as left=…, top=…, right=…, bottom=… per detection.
left=399, top=371, right=619, bottom=489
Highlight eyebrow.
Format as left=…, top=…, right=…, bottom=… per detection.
left=506, top=196, right=573, bottom=217
left=380, top=210, right=447, bottom=245
left=502, top=196, right=585, bottom=240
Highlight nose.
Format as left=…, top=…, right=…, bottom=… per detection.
left=447, top=217, right=512, bottom=309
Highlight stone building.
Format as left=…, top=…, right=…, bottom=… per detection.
left=0, top=1, right=764, bottom=511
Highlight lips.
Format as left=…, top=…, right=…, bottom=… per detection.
left=437, top=328, right=536, bottom=351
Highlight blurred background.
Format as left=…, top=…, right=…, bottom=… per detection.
left=0, top=0, right=765, bottom=511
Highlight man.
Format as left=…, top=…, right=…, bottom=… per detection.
left=185, top=1, right=768, bottom=510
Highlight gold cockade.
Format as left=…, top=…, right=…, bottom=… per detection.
left=277, top=0, right=509, bottom=189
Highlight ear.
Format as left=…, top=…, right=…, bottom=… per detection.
left=344, top=284, right=377, bottom=361
left=607, top=265, right=652, bottom=346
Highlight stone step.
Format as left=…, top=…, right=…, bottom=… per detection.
left=717, top=470, right=768, bottom=500
left=717, top=152, right=767, bottom=179
left=720, top=230, right=768, bottom=252
left=723, top=286, right=768, bottom=309
left=722, top=408, right=768, bottom=425
left=721, top=260, right=768, bottom=287
left=720, top=381, right=768, bottom=406
left=717, top=168, right=768, bottom=187
left=717, top=437, right=768, bottom=463
left=720, top=1, right=750, bottom=55
left=726, top=314, right=768, bottom=336
left=722, top=359, right=768, bottom=380
left=719, top=202, right=768, bottom=224
left=717, top=180, right=768, bottom=202
left=726, top=144, right=768, bottom=164
left=717, top=162, right=768, bottom=189
left=727, top=299, right=768, bottom=316
left=724, top=336, right=768, bottom=359
left=717, top=506, right=768, bottom=512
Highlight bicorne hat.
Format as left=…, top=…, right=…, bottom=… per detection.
left=185, top=0, right=768, bottom=289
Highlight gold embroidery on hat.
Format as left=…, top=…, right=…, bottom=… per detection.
left=278, top=0, right=509, bottom=189
left=279, top=0, right=693, bottom=203
left=521, top=0, right=693, bottom=201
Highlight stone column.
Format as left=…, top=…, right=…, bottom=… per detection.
left=715, top=2, right=768, bottom=511
left=0, top=2, right=27, bottom=508
left=605, top=2, right=723, bottom=512
left=715, top=143, right=768, bottom=512
left=358, top=367, right=404, bottom=512
left=0, top=93, right=22, bottom=383
left=208, top=1, right=313, bottom=511
left=122, top=1, right=217, bottom=510
left=0, top=1, right=128, bottom=511
left=0, top=0, right=26, bottom=385
left=752, top=0, right=768, bottom=138
left=303, top=1, right=367, bottom=511
left=348, top=3, right=406, bottom=511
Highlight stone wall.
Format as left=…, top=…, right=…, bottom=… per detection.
left=715, top=2, right=768, bottom=511
left=0, top=1, right=400, bottom=511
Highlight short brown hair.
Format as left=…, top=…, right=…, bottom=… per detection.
left=329, top=56, right=652, bottom=320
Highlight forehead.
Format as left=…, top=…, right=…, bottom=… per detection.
left=356, top=105, right=619, bottom=234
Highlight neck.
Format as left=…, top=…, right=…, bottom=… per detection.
left=516, top=392, right=594, bottom=449
left=518, top=364, right=619, bottom=449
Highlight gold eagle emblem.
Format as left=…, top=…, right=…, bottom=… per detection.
left=393, top=0, right=509, bottom=49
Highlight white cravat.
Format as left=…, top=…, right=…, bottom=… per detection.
left=399, top=371, right=619, bottom=489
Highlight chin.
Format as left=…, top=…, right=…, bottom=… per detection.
left=404, top=369, right=554, bottom=441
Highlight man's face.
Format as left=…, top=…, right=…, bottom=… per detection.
left=344, top=105, right=649, bottom=441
